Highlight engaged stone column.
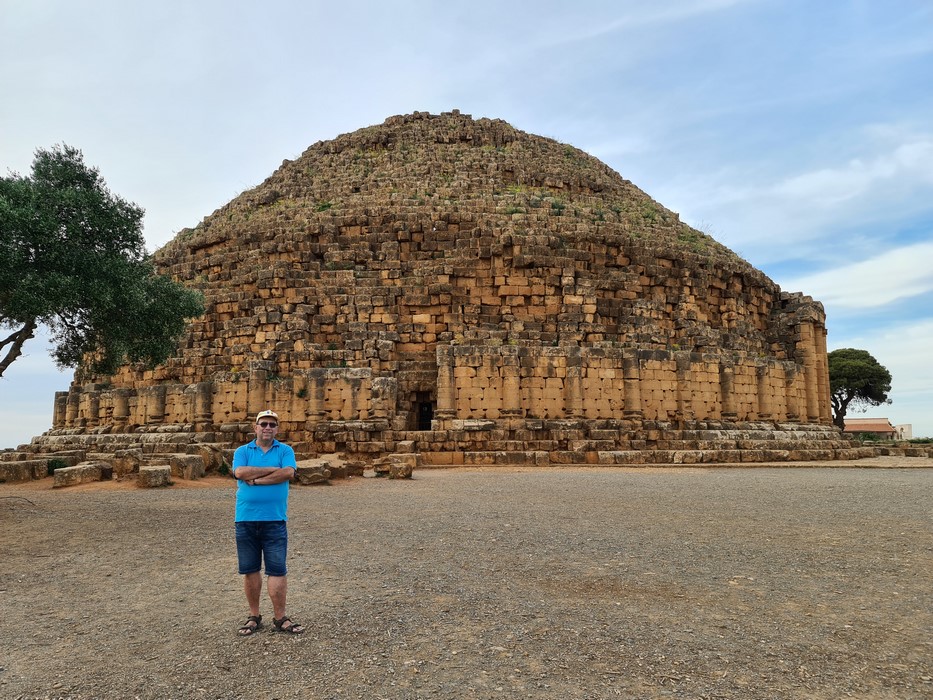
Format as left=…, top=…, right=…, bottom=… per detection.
left=434, top=346, right=456, bottom=422
left=815, top=324, right=832, bottom=424
left=194, top=382, right=213, bottom=429
left=369, top=376, right=397, bottom=420
left=500, top=357, right=524, bottom=419
left=290, top=374, right=309, bottom=418
left=309, top=370, right=327, bottom=421
left=784, top=364, right=799, bottom=422
left=756, top=363, right=773, bottom=421
left=674, top=353, right=694, bottom=424
left=247, top=368, right=268, bottom=418
left=87, top=391, right=101, bottom=428
left=720, top=364, right=736, bottom=421
left=53, top=391, right=68, bottom=429
left=143, top=386, right=166, bottom=425
left=112, top=389, right=130, bottom=428
left=65, top=390, right=80, bottom=428
left=796, top=322, right=819, bottom=423
left=563, top=348, right=584, bottom=419
left=622, top=352, right=643, bottom=419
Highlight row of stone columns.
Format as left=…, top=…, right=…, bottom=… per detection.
left=434, top=345, right=826, bottom=425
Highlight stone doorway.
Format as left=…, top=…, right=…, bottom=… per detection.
left=415, top=392, right=434, bottom=431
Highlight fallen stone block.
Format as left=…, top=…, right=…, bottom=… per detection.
left=138, top=465, right=172, bottom=488
left=53, top=462, right=106, bottom=488
left=168, top=453, right=205, bottom=480
left=195, top=443, right=225, bottom=473
left=112, top=448, right=142, bottom=477
left=0, top=460, right=50, bottom=483
left=295, top=465, right=332, bottom=484
left=373, top=452, right=419, bottom=479
left=389, top=460, right=415, bottom=479
left=295, top=453, right=348, bottom=484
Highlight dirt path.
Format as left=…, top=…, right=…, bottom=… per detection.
left=1, top=461, right=931, bottom=699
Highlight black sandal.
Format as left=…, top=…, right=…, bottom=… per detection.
left=238, top=614, right=262, bottom=636
left=273, top=616, right=305, bottom=635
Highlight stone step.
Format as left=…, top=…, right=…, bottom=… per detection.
left=421, top=447, right=875, bottom=468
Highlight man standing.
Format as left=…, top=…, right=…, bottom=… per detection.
left=232, top=409, right=305, bottom=636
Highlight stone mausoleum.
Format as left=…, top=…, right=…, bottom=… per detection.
left=7, top=110, right=863, bottom=481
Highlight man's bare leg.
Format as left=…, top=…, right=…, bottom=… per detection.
left=268, top=575, right=305, bottom=633
left=268, top=574, right=287, bottom=619
left=244, top=571, right=262, bottom=616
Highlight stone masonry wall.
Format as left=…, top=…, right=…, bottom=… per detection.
left=29, top=111, right=838, bottom=466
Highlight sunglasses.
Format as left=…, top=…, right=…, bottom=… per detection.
left=258, top=422, right=278, bottom=428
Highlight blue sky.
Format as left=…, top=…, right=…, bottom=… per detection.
left=2, top=0, right=932, bottom=448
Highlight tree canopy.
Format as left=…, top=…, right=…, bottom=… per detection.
left=828, top=348, right=892, bottom=430
left=0, top=145, right=203, bottom=378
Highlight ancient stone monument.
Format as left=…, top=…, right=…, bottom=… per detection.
left=6, top=110, right=866, bottom=480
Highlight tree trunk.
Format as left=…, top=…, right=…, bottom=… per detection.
left=831, top=392, right=852, bottom=431
left=0, top=319, right=38, bottom=378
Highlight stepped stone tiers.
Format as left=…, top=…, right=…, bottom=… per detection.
left=8, top=109, right=878, bottom=480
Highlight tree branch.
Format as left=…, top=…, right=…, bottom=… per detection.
left=0, top=319, right=38, bottom=378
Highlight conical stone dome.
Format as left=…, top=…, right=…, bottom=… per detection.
left=41, top=110, right=845, bottom=468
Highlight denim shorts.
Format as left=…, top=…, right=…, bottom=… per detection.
left=235, top=520, right=288, bottom=576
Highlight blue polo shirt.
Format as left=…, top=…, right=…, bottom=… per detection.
left=232, top=439, right=297, bottom=522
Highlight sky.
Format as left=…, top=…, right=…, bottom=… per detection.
left=2, top=0, right=932, bottom=449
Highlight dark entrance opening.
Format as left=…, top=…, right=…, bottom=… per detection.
left=416, top=392, right=434, bottom=430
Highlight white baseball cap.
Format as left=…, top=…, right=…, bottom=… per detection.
left=255, top=410, right=279, bottom=424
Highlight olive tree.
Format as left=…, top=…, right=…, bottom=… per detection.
left=0, top=145, right=203, bottom=378
left=828, top=348, right=892, bottom=430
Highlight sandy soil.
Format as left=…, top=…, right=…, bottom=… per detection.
left=1, top=458, right=931, bottom=699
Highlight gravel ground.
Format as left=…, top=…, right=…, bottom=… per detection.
left=1, top=459, right=931, bottom=700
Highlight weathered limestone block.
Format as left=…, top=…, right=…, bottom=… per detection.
left=597, top=451, right=642, bottom=465
left=295, top=465, right=331, bottom=484
left=53, top=461, right=107, bottom=488
left=138, top=465, right=172, bottom=488
left=112, top=448, right=142, bottom=477
left=0, top=460, right=49, bottom=483
left=195, top=443, right=226, bottom=473
left=168, top=453, right=205, bottom=480
left=372, top=452, right=419, bottom=479
left=341, top=460, right=367, bottom=478
left=295, top=454, right=338, bottom=484
left=451, top=420, right=497, bottom=431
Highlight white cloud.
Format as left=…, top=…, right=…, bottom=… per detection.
left=780, top=241, right=933, bottom=308
left=546, top=0, right=757, bottom=45
left=666, top=127, right=933, bottom=265
left=773, top=138, right=933, bottom=207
